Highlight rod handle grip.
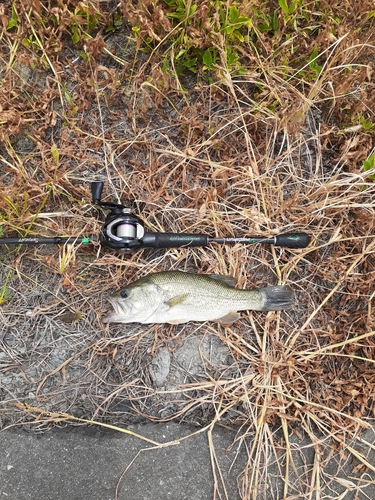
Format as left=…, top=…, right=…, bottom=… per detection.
left=142, top=232, right=209, bottom=248
left=274, top=233, right=311, bottom=248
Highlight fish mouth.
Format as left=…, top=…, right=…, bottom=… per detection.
left=109, top=297, right=127, bottom=314
left=102, top=297, right=130, bottom=323
left=103, top=297, right=160, bottom=324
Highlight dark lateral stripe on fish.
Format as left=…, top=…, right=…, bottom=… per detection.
left=259, top=286, right=294, bottom=311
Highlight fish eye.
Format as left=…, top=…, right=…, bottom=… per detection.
left=120, top=290, right=129, bottom=298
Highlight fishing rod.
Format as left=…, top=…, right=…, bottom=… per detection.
left=0, top=182, right=310, bottom=253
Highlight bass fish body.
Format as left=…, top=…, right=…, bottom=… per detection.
left=103, top=271, right=294, bottom=325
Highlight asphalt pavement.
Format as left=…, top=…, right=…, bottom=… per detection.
left=1, top=421, right=375, bottom=499
left=0, top=422, right=246, bottom=500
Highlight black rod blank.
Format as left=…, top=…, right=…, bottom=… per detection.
left=0, top=237, right=92, bottom=245
left=0, top=232, right=310, bottom=249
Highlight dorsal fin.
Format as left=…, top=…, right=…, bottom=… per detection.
left=208, top=274, right=237, bottom=288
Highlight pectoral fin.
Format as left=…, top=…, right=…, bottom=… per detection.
left=165, top=294, right=189, bottom=308
left=216, top=311, right=240, bottom=324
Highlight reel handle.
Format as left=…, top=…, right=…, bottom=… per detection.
left=91, top=182, right=104, bottom=205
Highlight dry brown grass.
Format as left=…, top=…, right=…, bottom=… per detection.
left=1, top=1, right=375, bottom=499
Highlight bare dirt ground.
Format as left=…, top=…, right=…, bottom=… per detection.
left=1, top=1, right=375, bottom=498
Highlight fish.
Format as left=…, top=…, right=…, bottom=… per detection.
left=102, top=270, right=294, bottom=325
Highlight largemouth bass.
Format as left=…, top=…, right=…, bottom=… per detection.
left=103, top=271, right=294, bottom=325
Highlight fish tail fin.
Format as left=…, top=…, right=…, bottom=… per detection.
left=260, top=286, right=294, bottom=311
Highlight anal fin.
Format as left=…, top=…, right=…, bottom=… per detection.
left=216, top=311, right=240, bottom=325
